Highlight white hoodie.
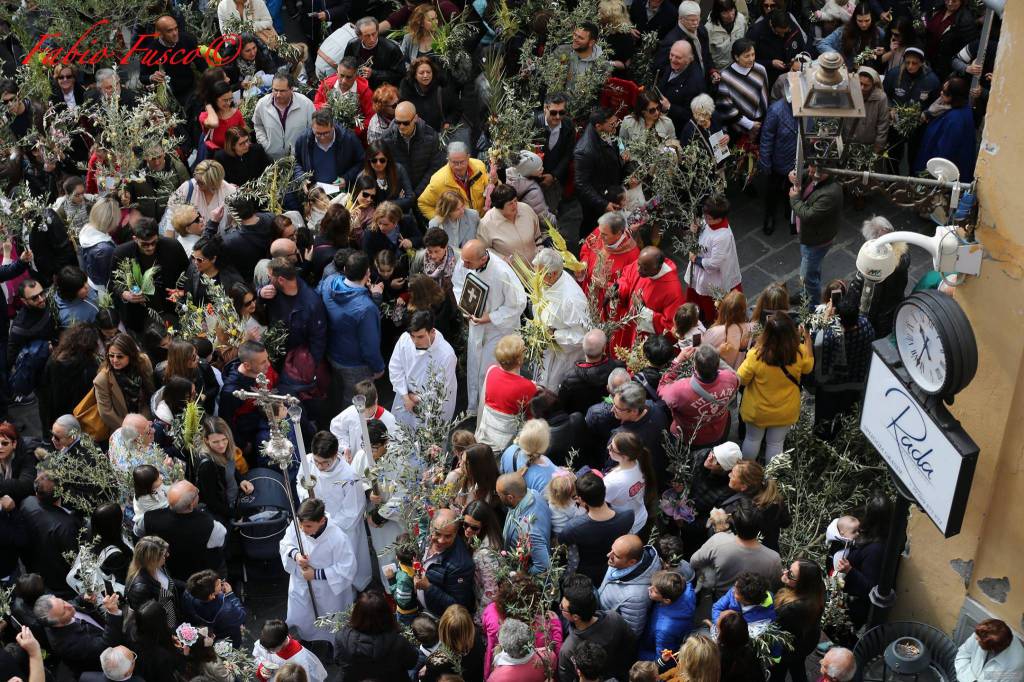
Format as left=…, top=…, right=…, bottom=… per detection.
left=77, top=223, right=115, bottom=293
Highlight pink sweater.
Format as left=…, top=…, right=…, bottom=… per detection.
left=487, top=650, right=556, bottom=682
left=481, top=601, right=563, bottom=679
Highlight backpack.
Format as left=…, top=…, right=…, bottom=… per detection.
left=9, top=339, right=49, bottom=398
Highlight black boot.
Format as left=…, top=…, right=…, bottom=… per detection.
left=762, top=214, right=775, bottom=235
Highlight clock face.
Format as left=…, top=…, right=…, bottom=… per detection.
left=896, top=304, right=948, bottom=394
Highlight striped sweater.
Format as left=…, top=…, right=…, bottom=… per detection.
left=715, top=62, right=769, bottom=133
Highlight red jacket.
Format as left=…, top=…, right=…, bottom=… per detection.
left=313, top=75, right=374, bottom=139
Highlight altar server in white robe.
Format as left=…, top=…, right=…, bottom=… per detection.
left=452, top=239, right=528, bottom=410
left=296, top=431, right=372, bottom=592
left=279, top=498, right=355, bottom=642
left=533, top=247, right=591, bottom=390
left=362, top=419, right=415, bottom=588
left=328, top=380, right=398, bottom=462
left=388, top=309, right=458, bottom=429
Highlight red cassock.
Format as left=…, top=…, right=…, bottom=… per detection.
left=578, top=227, right=640, bottom=314
left=612, top=259, right=686, bottom=349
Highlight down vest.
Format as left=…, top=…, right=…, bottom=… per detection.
left=333, top=627, right=418, bottom=682
left=598, top=545, right=661, bottom=636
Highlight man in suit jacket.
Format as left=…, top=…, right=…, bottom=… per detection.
left=20, top=472, right=83, bottom=598
left=80, top=645, right=145, bottom=682
left=573, top=108, right=626, bottom=236
left=657, top=41, right=707, bottom=134
left=655, top=1, right=715, bottom=84
left=36, top=593, right=124, bottom=675
left=629, top=0, right=679, bottom=40
left=533, top=92, right=575, bottom=212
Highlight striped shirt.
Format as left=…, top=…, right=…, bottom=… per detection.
left=715, top=62, right=769, bottom=132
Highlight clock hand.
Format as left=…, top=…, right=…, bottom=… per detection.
left=921, top=336, right=932, bottom=362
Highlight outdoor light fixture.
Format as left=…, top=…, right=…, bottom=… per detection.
left=789, top=51, right=866, bottom=118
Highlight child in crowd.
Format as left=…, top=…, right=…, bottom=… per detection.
left=182, top=569, right=248, bottom=646
left=545, top=469, right=584, bottom=534
left=384, top=534, right=420, bottom=624
left=410, top=614, right=440, bottom=680
left=826, top=514, right=860, bottom=574
left=630, top=660, right=660, bottom=682
left=674, top=303, right=706, bottom=349
left=638, top=570, right=697, bottom=662
left=253, top=619, right=328, bottom=682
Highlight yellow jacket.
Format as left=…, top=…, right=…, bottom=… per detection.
left=736, top=346, right=814, bottom=427
left=417, top=158, right=489, bottom=220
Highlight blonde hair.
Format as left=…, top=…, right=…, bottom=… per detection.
left=544, top=470, right=577, bottom=509
left=676, top=634, right=720, bottom=682
left=438, top=605, right=476, bottom=655
left=171, top=204, right=200, bottom=237
left=451, top=429, right=475, bottom=453
left=494, top=334, right=526, bottom=370
left=193, top=160, right=225, bottom=191
left=598, top=0, right=631, bottom=26
left=516, top=419, right=550, bottom=462
left=434, top=190, right=465, bottom=221
left=88, top=197, right=120, bottom=235
left=127, top=535, right=169, bottom=583
left=372, top=201, right=403, bottom=227
left=731, top=460, right=783, bottom=507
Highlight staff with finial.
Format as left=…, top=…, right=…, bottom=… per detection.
left=232, top=374, right=318, bottom=618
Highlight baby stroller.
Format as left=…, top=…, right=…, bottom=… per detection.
left=233, top=467, right=292, bottom=586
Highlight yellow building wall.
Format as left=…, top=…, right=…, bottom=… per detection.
left=891, top=2, right=1024, bottom=633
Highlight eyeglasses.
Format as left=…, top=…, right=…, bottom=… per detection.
left=360, top=191, right=376, bottom=198
left=243, top=298, right=255, bottom=306
left=370, top=157, right=388, bottom=164
left=192, top=254, right=208, bottom=263
left=313, top=129, right=334, bottom=138
left=57, top=74, right=75, bottom=81
left=394, top=118, right=414, bottom=127
left=548, top=109, right=566, bottom=117
left=107, top=352, right=127, bottom=360
left=25, top=292, right=45, bottom=302
left=463, top=521, right=482, bottom=531
left=382, top=101, right=398, bottom=109
left=190, top=215, right=203, bottom=225
left=645, top=106, right=660, bottom=114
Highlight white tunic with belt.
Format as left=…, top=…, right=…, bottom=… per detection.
left=388, top=328, right=458, bottom=429
left=279, top=520, right=355, bottom=642
left=452, top=250, right=528, bottom=409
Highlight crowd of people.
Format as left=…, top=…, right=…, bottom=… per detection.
left=0, top=0, right=1014, bottom=679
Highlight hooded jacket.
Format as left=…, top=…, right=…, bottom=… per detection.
left=78, top=225, right=116, bottom=291
left=321, top=275, right=385, bottom=372
left=598, top=544, right=661, bottom=635
left=182, top=591, right=247, bottom=645
left=711, top=589, right=778, bottom=629
left=843, top=68, right=889, bottom=147
left=333, top=626, right=419, bottom=681
left=638, top=582, right=697, bottom=661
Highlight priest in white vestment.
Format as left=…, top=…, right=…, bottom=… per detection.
left=279, top=498, right=355, bottom=643
left=388, top=309, right=458, bottom=429
left=533, top=248, right=591, bottom=390
left=452, top=239, right=527, bottom=411
left=296, top=431, right=372, bottom=592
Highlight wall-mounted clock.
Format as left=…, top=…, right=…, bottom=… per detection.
left=894, top=290, right=977, bottom=398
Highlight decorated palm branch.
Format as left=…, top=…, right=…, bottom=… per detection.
left=431, top=11, right=475, bottom=77
left=24, top=103, right=87, bottom=168
left=213, top=640, right=258, bottom=679
left=323, top=88, right=365, bottom=132
left=509, top=254, right=559, bottom=374
left=16, top=54, right=52, bottom=104
left=0, top=182, right=48, bottom=248
left=114, top=259, right=160, bottom=297
left=485, top=82, right=538, bottom=166
left=172, top=397, right=205, bottom=468
left=891, top=101, right=924, bottom=138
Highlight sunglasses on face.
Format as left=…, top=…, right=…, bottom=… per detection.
left=361, top=191, right=376, bottom=198
left=548, top=109, right=566, bottom=117
left=370, top=157, right=387, bottom=164
left=395, top=118, right=414, bottom=126
left=464, top=521, right=482, bottom=531
left=645, top=106, right=660, bottom=113
left=57, top=74, right=74, bottom=81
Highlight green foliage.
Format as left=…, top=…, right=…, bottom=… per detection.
left=16, top=55, right=52, bottom=104
left=114, top=259, right=159, bottom=296
left=891, top=101, right=924, bottom=138
left=40, top=435, right=121, bottom=514
left=767, top=406, right=896, bottom=566
left=234, top=156, right=311, bottom=215
left=630, top=31, right=661, bottom=90
left=323, top=88, right=365, bottom=132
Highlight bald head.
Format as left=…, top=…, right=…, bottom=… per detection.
left=608, top=534, right=644, bottom=568
left=395, top=101, right=416, bottom=120
left=496, top=473, right=527, bottom=507
left=638, top=246, right=665, bottom=277
left=460, top=239, right=488, bottom=269
left=582, top=329, right=608, bottom=360
left=270, top=238, right=297, bottom=258
left=669, top=40, right=694, bottom=72
left=168, top=481, right=198, bottom=513
left=431, top=507, right=459, bottom=532
left=821, top=647, right=856, bottom=681
left=121, top=413, right=151, bottom=445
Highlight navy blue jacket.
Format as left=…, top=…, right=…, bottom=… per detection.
left=182, top=590, right=247, bottom=646
left=423, top=536, right=476, bottom=617
left=266, top=278, right=328, bottom=364
left=759, top=97, right=799, bottom=175
left=657, top=62, right=707, bottom=135
left=293, top=123, right=365, bottom=187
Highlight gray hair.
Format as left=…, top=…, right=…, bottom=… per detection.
left=678, top=0, right=701, bottom=16
left=497, top=618, right=534, bottom=659
left=607, top=367, right=631, bottom=393
left=861, top=216, right=894, bottom=241
left=690, top=94, right=715, bottom=117
left=532, top=248, right=564, bottom=275
left=33, top=595, right=58, bottom=625
left=613, top=380, right=647, bottom=411
left=447, top=140, right=469, bottom=158
left=54, top=414, right=80, bottom=436
left=823, top=648, right=856, bottom=681
left=355, top=16, right=378, bottom=31
left=598, top=212, right=625, bottom=234
left=101, top=647, right=135, bottom=681
left=582, top=329, right=607, bottom=360
left=95, top=68, right=116, bottom=85
left=694, top=344, right=720, bottom=381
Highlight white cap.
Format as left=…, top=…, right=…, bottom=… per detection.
left=712, top=441, right=742, bottom=471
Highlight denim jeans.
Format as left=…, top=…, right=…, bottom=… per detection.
left=799, top=242, right=832, bottom=307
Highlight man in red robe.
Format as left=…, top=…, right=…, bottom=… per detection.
left=611, top=246, right=686, bottom=348
left=577, top=211, right=639, bottom=314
